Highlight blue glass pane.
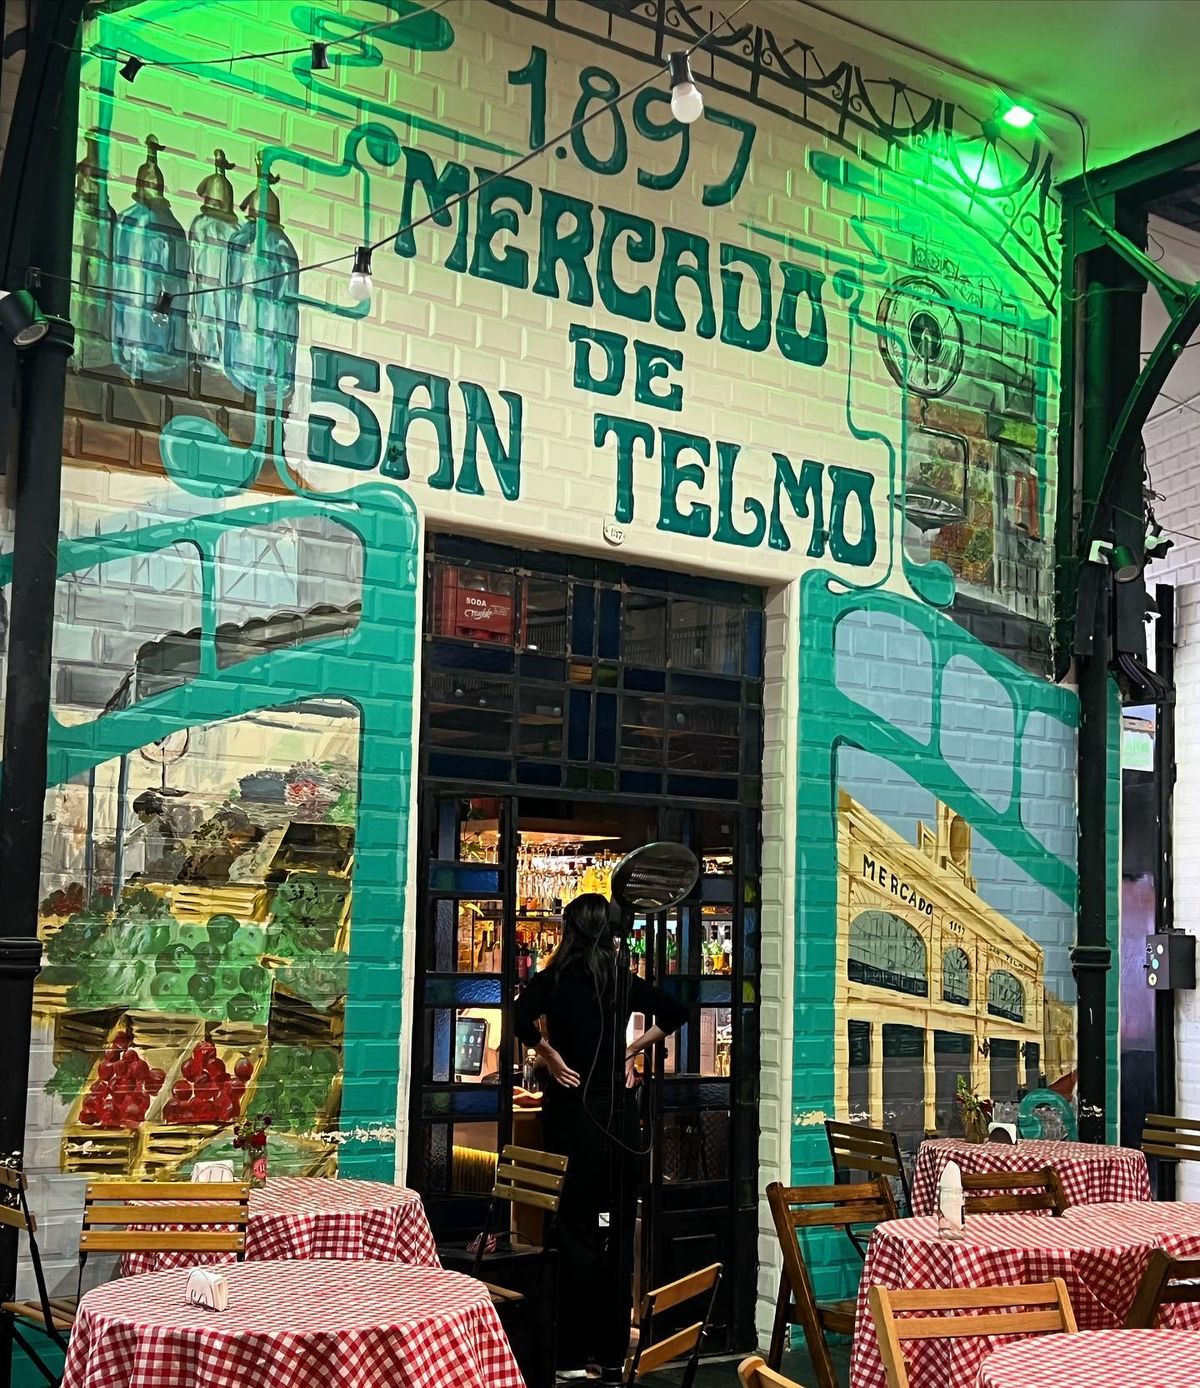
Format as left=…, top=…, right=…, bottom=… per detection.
left=427, top=639, right=514, bottom=674
left=595, top=693, right=617, bottom=763
left=428, top=863, right=502, bottom=893
left=422, top=1086, right=501, bottom=1117
left=745, top=610, right=764, bottom=677
left=620, top=770, right=662, bottom=795
left=699, top=978, right=732, bottom=1004
left=597, top=587, right=621, bottom=659
left=516, top=760, right=562, bottom=787
left=456, top=978, right=503, bottom=1005
left=571, top=583, right=595, bottom=656
left=568, top=690, right=591, bottom=761
left=427, top=752, right=510, bottom=781
left=700, top=874, right=734, bottom=903
left=624, top=667, right=666, bottom=693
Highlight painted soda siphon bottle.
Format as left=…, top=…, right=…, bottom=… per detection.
left=113, top=134, right=189, bottom=383
left=187, top=149, right=238, bottom=364
left=72, top=129, right=116, bottom=370
left=224, top=153, right=298, bottom=404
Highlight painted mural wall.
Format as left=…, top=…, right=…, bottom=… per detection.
left=10, top=0, right=1099, bottom=1299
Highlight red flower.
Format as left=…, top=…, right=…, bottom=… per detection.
left=250, top=1130, right=267, bottom=1149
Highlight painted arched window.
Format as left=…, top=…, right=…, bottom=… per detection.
left=942, top=946, right=970, bottom=1006
left=987, top=969, right=1025, bottom=1022
left=849, top=910, right=928, bottom=997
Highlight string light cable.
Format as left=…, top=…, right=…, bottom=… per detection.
left=109, top=0, right=455, bottom=82
left=135, top=0, right=754, bottom=319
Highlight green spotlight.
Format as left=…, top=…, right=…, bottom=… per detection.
left=1000, top=102, right=1036, bottom=130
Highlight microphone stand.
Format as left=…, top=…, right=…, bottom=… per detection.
left=601, top=908, right=636, bottom=1385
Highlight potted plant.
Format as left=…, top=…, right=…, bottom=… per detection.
left=955, top=1074, right=993, bottom=1143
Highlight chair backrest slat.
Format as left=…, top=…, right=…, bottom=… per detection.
left=81, top=1180, right=250, bottom=1256
left=0, top=1166, right=24, bottom=1192
left=961, top=1167, right=1067, bottom=1216
left=1142, top=1115, right=1200, bottom=1162
left=0, top=1204, right=29, bottom=1232
left=626, top=1262, right=722, bottom=1384
left=644, top=1262, right=720, bottom=1317
left=491, top=1146, right=566, bottom=1215
left=869, top=1280, right=1077, bottom=1388
left=1125, top=1248, right=1200, bottom=1327
left=632, top=1322, right=703, bottom=1376
left=501, top=1143, right=568, bottom=1172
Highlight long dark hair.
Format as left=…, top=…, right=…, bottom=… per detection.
left=542, top=892, right=614, bottom=996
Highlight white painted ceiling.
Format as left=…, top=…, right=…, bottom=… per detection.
left=790, top=0, right=1200, bottom=176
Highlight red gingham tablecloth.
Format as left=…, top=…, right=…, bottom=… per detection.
left=849, top=1211, right=1172, bottom=1388
left=121, top=1178, right=440, bottom=1276
left=62, top=1260, right=525, bottom=1388
left=978, top=1329, right=1200, bottom=1388
left=911, top=1140, right=1152, bottom=1216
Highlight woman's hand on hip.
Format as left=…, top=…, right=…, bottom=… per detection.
left=540, top=1045, right=581, bottom=1089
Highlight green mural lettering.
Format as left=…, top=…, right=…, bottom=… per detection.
left=308, top=347, right=382, bottom=472
left=457, top=383, right=523, bottom=500
left=827, top=464, right=877, bottom=566
left=770, top=453, right=826, bottom=556
left=597, top=207, right=655, bottom=323
left=394, top=147, right=470, bottom=270
left=655, top=227, right=717, bottom=339
left=658, top=428, right=712, bottom=538
left=633, top=340, right=683, bottom=412
left=469, top=172, right=534, bottom=287
left=719, top=245, right=773, bottom=352
left=533, top=190, right=596, bottom=306
left=776, top=261, right=829, bottom=366
left=570, top=67, right=628, bottom=176
left=571, top=325, right=627, bottom=396
left=384, top=364, right=454, bottom=487
left=595, top=412, right=655, bottom=524
left=714, top=440, right=767, bottom=547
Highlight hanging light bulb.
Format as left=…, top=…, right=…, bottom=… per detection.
left=347, top=245, right=373, bottom=302
left=151, top=289, right=173, bottom=323
left=311, top=42, right=330, bottom=71
left=667, top=52, right=703, bottom=124
left=119, top=55, right=144, bottom=83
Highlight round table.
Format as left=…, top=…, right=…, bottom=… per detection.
left=1060, top=1201, right=1200, bottom=1267
left=849, top=1212, right=1164, bottom=1388
left=979, top=1329, right=1200, bottom=1388
left=911, top=1140, right=1152, bottom=1215
left=121, top=1178, right=439, bottom=1275
left=62, top=1260, right=523, bottom=1388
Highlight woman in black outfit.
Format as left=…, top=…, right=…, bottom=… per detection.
left=514, top=892, right=687, bottom=1383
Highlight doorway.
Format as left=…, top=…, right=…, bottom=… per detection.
left=407, top=536, right=765, bottom=1352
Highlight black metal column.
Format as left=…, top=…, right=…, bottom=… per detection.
left=1154, top=584, right=1178, bottom=1196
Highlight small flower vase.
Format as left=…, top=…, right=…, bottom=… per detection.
left=241, top=1147, right=267, bottom=1187
left=962, top=1110, right=989, bottom=1144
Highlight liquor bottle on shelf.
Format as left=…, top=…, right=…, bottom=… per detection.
left=187, top=149, right=237, bottom=364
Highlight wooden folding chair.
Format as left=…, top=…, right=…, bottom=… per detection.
left=438, top=1145, right=567, bottom=1388
left=0, top=1164, right=71, bottom=1387
left=868, top=1280, right=1077, bottom=1388
left=1142, top=1113, right=1200, bottom=1165
left=738, top=1355, right=807, bottom=1387
left=623, top=1262, right=721, bottom=1387
left=80, top=1181, right=250, bottom=1275
left=825, top=1120, right=911, bottom=1218
left=1124, top=1248, right=1200, bottom=1327
left=766, top=1178, right=897, bottom=1388
left=961, top=1166, right=1068, bottom=1215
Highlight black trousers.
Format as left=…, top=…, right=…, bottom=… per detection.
left=542, top=1092, right=641, bottom=1372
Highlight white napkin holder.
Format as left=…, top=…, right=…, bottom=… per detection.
left=192, top=1160, right=236, bottom=1183
left=988, top=1122, right=1018, bottom=1144
left=185, top=1269, right=229, bottom=1311
left=937, top=1159, right=965, bottom=1239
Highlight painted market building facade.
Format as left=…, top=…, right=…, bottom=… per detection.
left=0, top=0, right=1116, bottom=1355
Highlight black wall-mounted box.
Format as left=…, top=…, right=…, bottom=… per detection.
left=1146, top=931, right=1196, bottom=990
